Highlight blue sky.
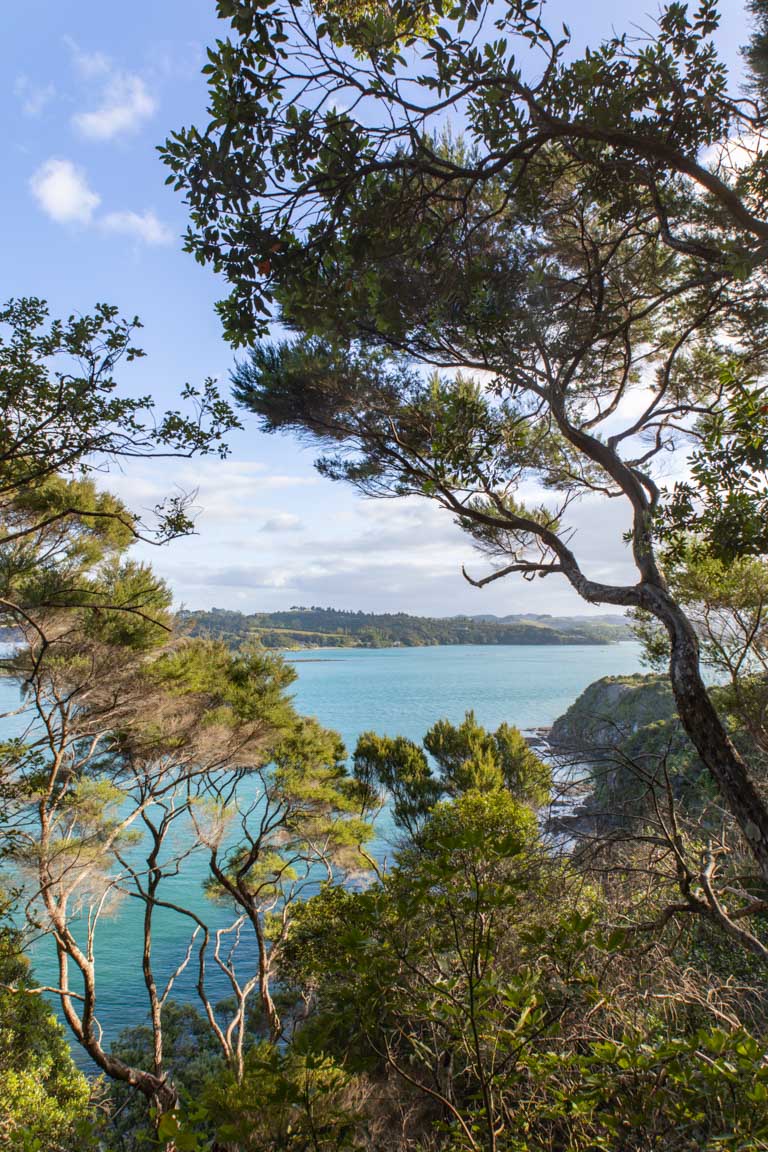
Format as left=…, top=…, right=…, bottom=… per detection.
left=1, top=1, right=753, bottom=618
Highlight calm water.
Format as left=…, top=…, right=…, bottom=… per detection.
left=286, top=643, right=645, bottom=745
left=1, top=641, right=645, bottom=1058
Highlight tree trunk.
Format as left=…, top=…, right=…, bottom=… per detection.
left=139, top=1072, right=181, bottom=1151
left=145, top=1075, right=180, bottom=1117
left=653, top=590, right=768, bottom=880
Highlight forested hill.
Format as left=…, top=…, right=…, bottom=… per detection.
left=179, top=607, right=631, bottom=649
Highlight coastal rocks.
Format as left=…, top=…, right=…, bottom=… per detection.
left=549, top=674, right=676, bottom=755
left=523, top=727, right=551, bottom=752
left=545, top=674, right=706, bottom=838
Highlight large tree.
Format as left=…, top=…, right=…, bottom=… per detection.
left=163, top=0, right=768, bottom=885
left=0, top=297, right=238, bottom=650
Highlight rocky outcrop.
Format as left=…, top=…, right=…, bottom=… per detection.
left=548, top=674, right=708, bottom=833
left=549, top=674, right=677, bottom=756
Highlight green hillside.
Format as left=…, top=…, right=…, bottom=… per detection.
left=179, top=606, right=631, bottom=649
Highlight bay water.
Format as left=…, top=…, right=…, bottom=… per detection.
left=1, top=641, right=646, bottom=1056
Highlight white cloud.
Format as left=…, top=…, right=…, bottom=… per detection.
left=91, top=456, right=641, bottom=618
left=73, top=73, right=156, bottom=140
left=211, top=565, right=299, bottom=589
left=259, top=475, right=318, bottom=491
left=14, top=76, right=56, bottom=118
left=100, top=209, right=173, bottom=246
left=64, top=37, right=156, bottom=140
left=64, top=36, right=112, bottom=79
left=260, top=514, right=303, bottom=533
left=29, top=158, right=172, bottom=247
left=29, top=158, right=100, bottom=225
left=103, top=459, right=318, bottom=525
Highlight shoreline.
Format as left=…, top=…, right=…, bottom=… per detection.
left=282, top=638, right=638, bottom=655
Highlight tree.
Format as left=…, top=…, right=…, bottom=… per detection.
left=0, top=297, right=238, bottom=645
left=197, top=709, right=373, bottom=1049
left=281, top=789, right=550, bottom=1152
left=1, top=501, right=372, bottom=1127
left=195, top=1043, right=363, bottom=1152
left=353, top=710, right=550, bottom=835
left=424, top=711, right=550, bottom=806
left=163, top=0, right=768, bottom=882
left=279, top=784, right=768, bottom=1152
left=633, top=551, right=768, bottom=764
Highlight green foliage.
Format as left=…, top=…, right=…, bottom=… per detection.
left=162, top=0, right=740, bottom=345
left=745, top=1, right=768, bottom=103
left=79, top=560, right=174, bottom=650
left=425, top=710, right=551, bottom=807
left=353, top=732, right=439, bottom=834
left=1, top=474, right=173, bottom=636
left=630, top=551, right=768, bottom=766
left=229, top=339, right=589, bottom=530
left=659, top=370, right=768, bottom=562
left=164, top=0, right=768, bottom=899
left=353, top=710, right=550, bottom=833
left=204, top=708, right=372, bottom=917
left=521, top=1025, right=768, bottom=1151
left=279, top=789, right=602, bottom=1150
left=0, top=295, right=237, bottom=656
left=107, top=1003, right=227, bottom=1150
left=275, top=783, right=768, bottom=1152
left=0, top=911, right=97, bottom=1151
left=312, top=0, right=437, bottom=57
left=109, top=1008, right=363, bottom=1151
left=0, top=475, right=367, bottom=1126
left=198, top=1043, right=362, bottom=1151
left=0, top=296, right=237, bottom=550
left=412, top=787, right=538, bottom=866
left=144, top=639, right=298, bottom=730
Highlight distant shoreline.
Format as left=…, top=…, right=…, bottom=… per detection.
left=284, top=639, right=640, bottom=657
left=180, top=607, right=632, bottom=651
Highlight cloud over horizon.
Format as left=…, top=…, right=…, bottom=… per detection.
left=97, top=455, right=636, bottom=620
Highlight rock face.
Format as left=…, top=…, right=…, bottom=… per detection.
left=549, top=674, right=707, bottom=831
left=549, top=674, right=677, bottom=756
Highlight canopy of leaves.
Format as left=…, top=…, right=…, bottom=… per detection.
left=354, top=709, right=550, bottom=834
left=163, top=1, right=753, bottom=343
left=0, top=473, right=177, bottom=650
left=0, top=297, right=238, bottom=544
left=164, top=0, right=768, bottom=587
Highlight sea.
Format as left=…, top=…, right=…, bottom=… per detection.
left=0, top=641, right=646, bottom=1061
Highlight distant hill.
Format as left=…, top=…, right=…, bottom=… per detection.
left=179, top=607, right=631, bottom=650
left=468, top=613, right=630, bottom=629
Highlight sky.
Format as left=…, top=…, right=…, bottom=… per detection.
left=0, top=1, right=754, bottom=619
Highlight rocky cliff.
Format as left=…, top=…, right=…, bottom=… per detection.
left=549, top=674, right=709, bottom=830
left=550, top=674, right=677, bottom=755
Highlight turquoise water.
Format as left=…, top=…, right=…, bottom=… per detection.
left=286, top=642, right=646, bottom=745
left=1, top=641, right=645, bottom=1057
